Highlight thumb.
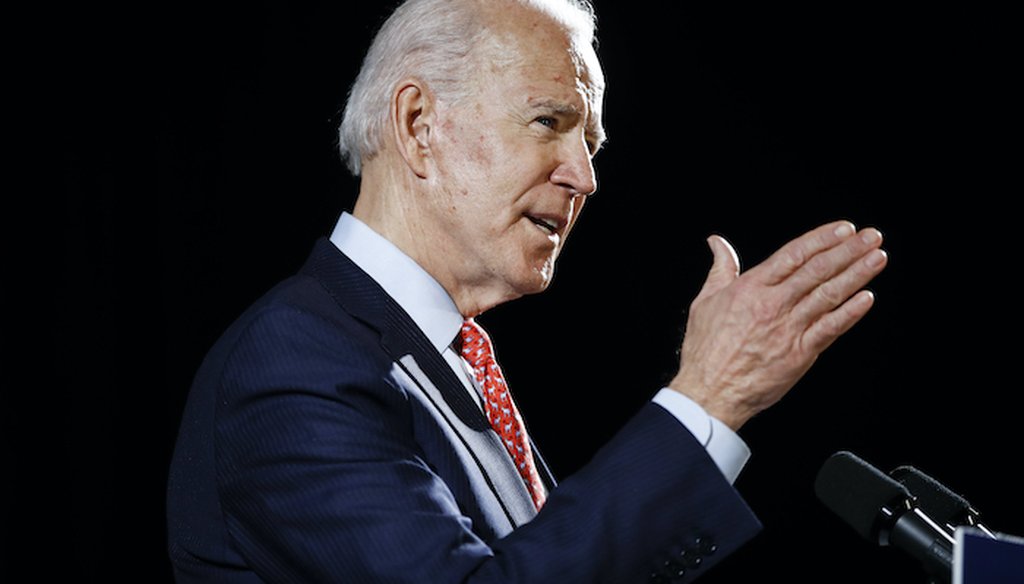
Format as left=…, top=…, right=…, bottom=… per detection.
left=695, top=234, right=740, bottom=299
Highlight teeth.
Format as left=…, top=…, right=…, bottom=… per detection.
left=530, top=216, right=558, bottom=234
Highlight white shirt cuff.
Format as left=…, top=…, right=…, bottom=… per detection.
left=651, top=388, right=751, bottom=484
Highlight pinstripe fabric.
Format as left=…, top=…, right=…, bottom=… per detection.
left=166, top=238, right=762, bottom=583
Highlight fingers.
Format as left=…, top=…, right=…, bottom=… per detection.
left=725, top=219, right=887, bottom=358
left=803, top=289, right=877, bottom=354
left=708, top=234, right=740, bottom=278
left=754, top=220, right=859, bottom=286
left=756, top=221, right=886, bottom=354
left=798, top=241, right=888, bottom=353
left=670, top=220, right=887, bottom=431
left=789, top=226, right=886, bottom=313
left=745, top=221, right=885, bottom=312
left=694, top=235, right=740, bottom=301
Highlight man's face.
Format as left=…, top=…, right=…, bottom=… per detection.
left=423, top=11, right=605, bottom=311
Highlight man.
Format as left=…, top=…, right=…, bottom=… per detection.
left=166, top=0, right=888, bottom=582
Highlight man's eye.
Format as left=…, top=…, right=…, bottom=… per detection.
left=535, top=117, right=557, bottom=129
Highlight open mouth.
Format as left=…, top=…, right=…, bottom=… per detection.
left=527, top=215, right=560, bottom=236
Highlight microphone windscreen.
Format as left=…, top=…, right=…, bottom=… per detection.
left=891, top=465, right=971, bottom=524
left=815, top=451, right=911, bottom=541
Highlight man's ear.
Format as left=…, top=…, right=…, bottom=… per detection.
left=391, top=79, right=434, bottom=179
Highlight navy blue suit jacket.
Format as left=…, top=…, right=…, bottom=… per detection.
left=166, top=238, right=761, bottom=583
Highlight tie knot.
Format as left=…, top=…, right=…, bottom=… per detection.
left=460, top=319, right=493, bottom=369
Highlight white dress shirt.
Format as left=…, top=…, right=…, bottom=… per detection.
left=329, top=212, right=750, bottom=483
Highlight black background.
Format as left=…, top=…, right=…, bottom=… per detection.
left=29, top=0, right=1021, bottom=581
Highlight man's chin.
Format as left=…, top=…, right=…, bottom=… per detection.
left=518, top=265, right=555, bottom=296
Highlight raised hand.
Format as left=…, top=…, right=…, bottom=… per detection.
left=668, top=221, right=888, bottom=430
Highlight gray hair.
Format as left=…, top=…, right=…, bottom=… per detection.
left=337, top=0, right=597, bottom=176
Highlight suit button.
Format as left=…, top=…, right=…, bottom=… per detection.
left=678, top=549, right=702, bottom=569
left=695, top=536, right=717, bottom=556
left=649, top=572, right=670, bottom=584
left=663, top=559, right=686, bottom=578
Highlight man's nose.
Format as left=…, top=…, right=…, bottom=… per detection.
left=549, top=136, right=597, bottom=197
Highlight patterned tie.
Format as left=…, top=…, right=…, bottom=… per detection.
left=460, top=319, right=547, bottom=510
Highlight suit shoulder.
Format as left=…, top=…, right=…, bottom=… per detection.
left=198, top=274, right=393, bottom=389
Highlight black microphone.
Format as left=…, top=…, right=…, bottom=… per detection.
left=890, top=465, right=997, bottom=539
left=815, top=451, right=955, bottom=582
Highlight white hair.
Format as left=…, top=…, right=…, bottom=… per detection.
left=337, top=0, right=597, bottom=176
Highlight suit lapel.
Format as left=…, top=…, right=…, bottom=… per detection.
left=393, top=354, right=538, bottom=529
left=302, top=238, right=487, bottom=429
left=301, top=238, right=547, bottom=528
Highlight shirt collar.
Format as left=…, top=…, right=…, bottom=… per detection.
left=328, top=212, right=463, bottom=353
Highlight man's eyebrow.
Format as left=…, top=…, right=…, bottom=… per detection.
left=527, top=98, right=606, bottom=149
left=527, top=98, right=583, bottom=116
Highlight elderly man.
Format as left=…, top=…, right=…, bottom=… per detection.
left=166, top=0, right=888, bottom=582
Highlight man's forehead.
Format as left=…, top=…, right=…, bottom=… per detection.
left=481, top=0, right=602, bottom=77
left=477, top=1, right=606, bottom=137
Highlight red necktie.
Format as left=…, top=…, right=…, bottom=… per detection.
left=460, top=319, right=546, bottom=510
